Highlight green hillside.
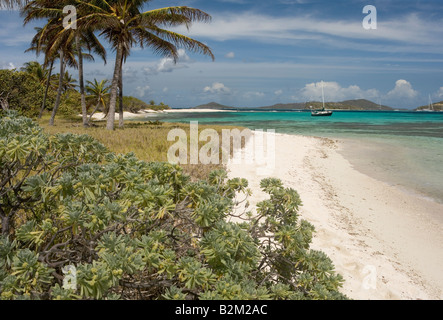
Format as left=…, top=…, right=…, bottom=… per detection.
left=415, top=101, right=443, bottom=111
left=193, top=102, right=237, bottom=110
left=259, top=99, right=393, bottom=111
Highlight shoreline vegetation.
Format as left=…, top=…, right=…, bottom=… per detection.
left=2, top=107, right=442, bottom=300
left=1, top=112, right=348, bottom=300
left=38, top=115, right=242, bottom=181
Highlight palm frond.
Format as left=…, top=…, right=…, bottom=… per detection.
left=145, top=26, right=214, bottom=61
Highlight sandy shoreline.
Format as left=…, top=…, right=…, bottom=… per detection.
left=227, top=132, right=443, bottom=300
left=85, top=108, right=233, bottom=121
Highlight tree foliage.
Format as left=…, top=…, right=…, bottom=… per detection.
left=0, top=112, right=347, bottom=300
left=123, top=97, right=170, bottom=113
left=0, top=69, right=55, bottom=117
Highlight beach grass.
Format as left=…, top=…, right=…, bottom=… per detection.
left=38, top=115, right=247, bottom=180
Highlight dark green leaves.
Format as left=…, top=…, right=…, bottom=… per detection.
left=0, top=113, right=347, bottom=300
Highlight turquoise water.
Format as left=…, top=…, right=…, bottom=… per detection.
left=147, top=111, right=443, bottom=204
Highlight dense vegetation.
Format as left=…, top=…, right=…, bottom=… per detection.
left=0, top=65, right=172, bottom=121
left=0, top=69, right=55, bottom=118
left=39, top=117, right=230, bottom=181
left=0, top=112, right=347, bottom=300
left=13, top=0, right=214, bottom=130
left=124, top=98, right=170, bottom=113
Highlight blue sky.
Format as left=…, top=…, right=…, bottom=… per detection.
left=1, top=0, right=443, bottom=109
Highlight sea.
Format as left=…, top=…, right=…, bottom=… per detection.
left=145, top=110, right=443, bottom=205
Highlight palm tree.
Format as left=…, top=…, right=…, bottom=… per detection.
left=36, top=18, right=78, bottom=126
left=118, top=56, right=125, bottom=128
left=22, top=1, right=76, bottom=126
left=85, top=78, right=110, bottom=122
left=22, top=1, right=106, bottom=126
left=60, top=71, right=77, bottom=93
left=25, top=27, right=59, bottom=118
left=73, top=0, right=215, bottom=130
left=73, top=29, right=107, bottom=127
left=20, top=61, right=48, bottom=84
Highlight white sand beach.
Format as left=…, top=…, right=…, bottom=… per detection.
left=227, top=132, right=443, bottom=300
left=84, top=111, right=157, bottom=121
left=84, top=108, right=233, bottom=121
left=164, top=109, right=235, bottom=113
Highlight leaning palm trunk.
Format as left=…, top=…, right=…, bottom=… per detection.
left=88, top=101, right=101, bottom=123
left=107, top=42, right=123, bottom=130
left=49, top=51, right=65, bottom=126
left=38, top=59, right=54, bottom=118
left=118, top=57, right=124, bottom=128
left=0, top=97, right=9, bottom=110
left=76, top=34, right=88, bottom=127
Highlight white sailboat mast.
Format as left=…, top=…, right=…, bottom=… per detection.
left=321, top=81, right=325, bottom=110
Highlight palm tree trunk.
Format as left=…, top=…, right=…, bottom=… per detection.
left=1, top=216, right=9, bottom=236
left=76, top=34, right=88, bottom=127
left=89, top=101, right=101, bottom=123
left=107, top=41, right=123, bottom=130
left=0, top=98, right=9, bottom=111
left=49, top=51, right=65, bottom=126
left=38, top=59, right=54, bottom=119
left=118, top=57, right=124, bottom=128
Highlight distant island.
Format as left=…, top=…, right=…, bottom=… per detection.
left=190, top=99, right=394, bottom=111
left=192, top=102, right=238, bottom=110
left=187, top=99, right=443, bottom=112
left=415, top=101, right=443, bottom=111
left=260, top=99, right=393, bottom=111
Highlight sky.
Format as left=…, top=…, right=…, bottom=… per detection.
left=1, top=0, right=443, bottom=109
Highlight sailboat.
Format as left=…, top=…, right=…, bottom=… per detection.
left=418, top=95, right=435, bottom=112
left=311, top=81, right=333, bottom=117
left=429, top=95, right=435, bottom=112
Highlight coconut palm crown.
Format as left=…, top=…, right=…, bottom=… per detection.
left=22, top=1, right=107, bottom=126
left=73, top=0, right=215, bottom=130
left=14, top=0, right=214, bottom=129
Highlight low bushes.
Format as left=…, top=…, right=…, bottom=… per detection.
left=0, top=111, right=346, bottom=300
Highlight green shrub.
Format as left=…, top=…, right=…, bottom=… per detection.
left=58, top=90, right=82, bottom=118
left=0, top=111, right=347, bottom=300
left=0, top=69, right=55, bottom=118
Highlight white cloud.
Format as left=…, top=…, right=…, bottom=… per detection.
left=386, top=80, right=418, bottom=99
left=300, top=81, right=379, bottom=101
left=173, top=12, right=443, bottom=54
left=156, top=58, right=187, bottom=73
left=122, top=66, right=140, bottom=83
left=135, top=85, right=151, bottom=98
left=436, top=87, right=443, bottom=99
left=244, top=91, right=265, bottom=99
left=203, top=82, right=231, bottom=95
left=143, top=49, right=191, bottom=75
left=274, top=89, right=283, bottom=95
left=1, top=61, right=15, bottom=70
left=157, top=50, right=190, bottom=73
left=225, top=52, right=235, bottom=59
